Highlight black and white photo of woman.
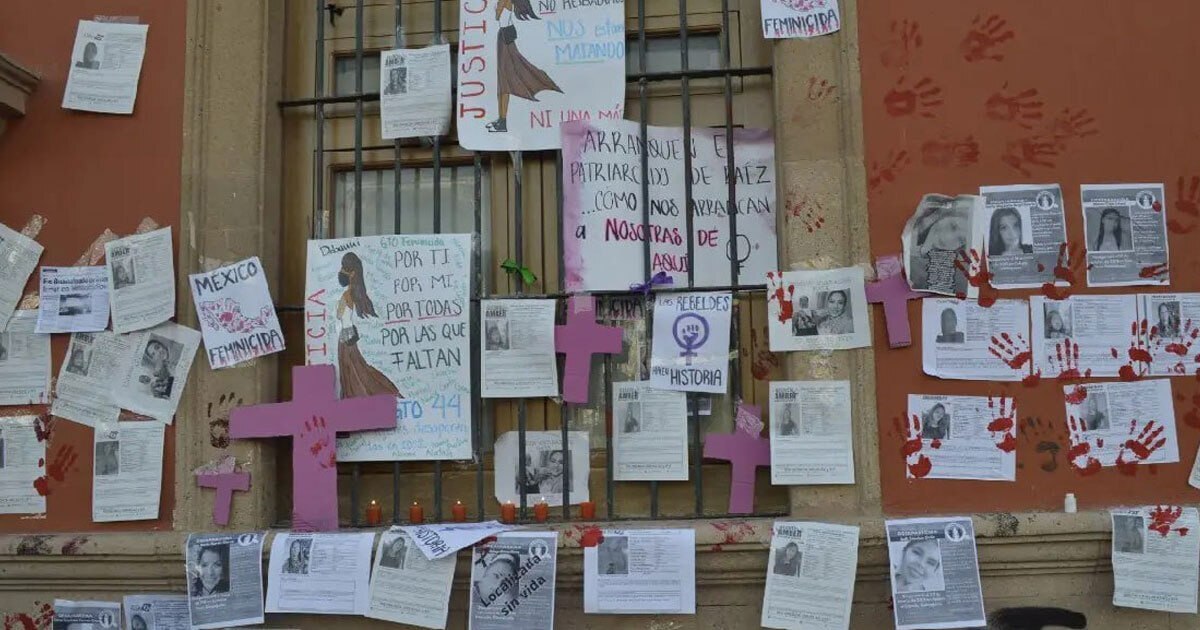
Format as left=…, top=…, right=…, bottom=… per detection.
left=486, top=0, right=562, bottom=133
left=190, top=543, right=231, bottom=596
left=1044, top=305, right=1071, bottom=339
left=1082, top=392, right=1109, bottom=431
left=987, top=207, right=1033, bottom=257
left=776, top=404, right=799, bottom=436
left=1155, top=301, right=1181, bottom=338
left=920, top=403, right=950, bottom=440
left=892, top=538, right=945, bottom=593
left=1091, top=207, right=1130, bottom=252
left=907, top=201, right=971, bottom=296
left=772, top=541, right=802, bottom=577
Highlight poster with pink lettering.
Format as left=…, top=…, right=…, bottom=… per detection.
left=189, top=257, right=285, bottom=369
left=456, top=0, right=626, bottom=150
left=561, top=119, right=778, bottom=292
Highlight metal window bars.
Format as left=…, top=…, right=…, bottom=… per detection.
left=279, top=0, right=781, bottom=527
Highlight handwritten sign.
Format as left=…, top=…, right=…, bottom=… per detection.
left=649, top=292, right=732, bottom=394
left=561, top=119, right=777, bottom=292
left=761, top=0, right=841, bottom=39
left=304, top=234, right=472, bottom=461
left=189, top=257, right=285, bottom=369
left=455, top=0, right=626, bottom=150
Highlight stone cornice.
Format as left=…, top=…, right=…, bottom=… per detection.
left=0, top=51, right=39, bottom=119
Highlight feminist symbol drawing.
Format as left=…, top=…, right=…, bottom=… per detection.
left=673, top=312, right=710, bottom=366
left=725, top=234, right=753, bottom=273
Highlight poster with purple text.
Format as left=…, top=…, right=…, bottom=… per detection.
left=761, top=0, right=841, bottom=39
left=189, top=257, right=285, bottom=369
left=456, top=0, right=626, bottom=151
left=649, top=292, right=732, bottom=394
left=561, top=119, right=777, bottom=292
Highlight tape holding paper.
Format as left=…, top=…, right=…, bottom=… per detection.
left=19, top=214, right=47, bottom=239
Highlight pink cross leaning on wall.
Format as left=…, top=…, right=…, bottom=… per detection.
left=704, top=402, right=771, bottom=514
left=865, top=254, right=928, bottom=348
left=555, top=295, right=623, bottom=404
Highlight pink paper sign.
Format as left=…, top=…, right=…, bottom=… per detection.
left=704, top=403, right=771, bottom=514
left=196, top=471, right=251, bottom=527
left=554, top=295, right=623, bottom=403
left=229, top=364, right=397, bottom=531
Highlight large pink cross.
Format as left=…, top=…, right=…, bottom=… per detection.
left=196, top=471, right=251, bottom=526
left=229, top=364, right=397, bottom=531
left=865, top=254, right=928, bottom=349
left=555, top=295, right=623, bottom=404
left=703, top=403, right=771, bottom=514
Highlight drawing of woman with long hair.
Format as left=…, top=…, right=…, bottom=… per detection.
left=336, top=253, right=401, bottom=398
left=486, top=0, right=562, bottom=133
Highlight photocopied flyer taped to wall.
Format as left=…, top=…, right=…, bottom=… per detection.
left=265, top=532, right=375, bottom=615
left=111, top=322, right=202, bottom=424
left=52, top=331, right=127, bottom=428
left=380, top=45, right=452, bottom=140
left=92, top=420, right=165, bottom=522
left=123, top=593, right=189, bottom=630
left=186, top=531, right=266, bottom=629
left=761, top=521, right=859, bottom=630
left=611, top=381, right=689, bottom=482
left=52, top=600, right=121, bottom=629
left=480, top=299, right=559, bottom=398
left=397, top=520, right=517, bottom=560
left=769, top=380, right=855, bottom=485
left=494, top=430, right=589, bottom=507
left=0, top=416, right=46, bottom=515
left=0, top=310, right=51, bottom=405
left=367, top=530, right=457, bottom=629
left=35, top=266, right=110, bottom=333
left=106, top=226, right=175, bottom=333
left=922, top=298, right=1030, bottom=381
left=469, top=531, right=558, bottom=630
left=0, top=221, right=44, bottom=330
left=885, top=516, right=986, bottom=630
left=583, top=528, right=696, bottom=614
left=1111, top=507, right=1199, bottom=613
left=62, top=19, right=149, bottom=114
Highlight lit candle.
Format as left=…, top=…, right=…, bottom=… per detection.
left=452, top=500, right=467, bottom=522
left=409, top=501, right=424, bottom=524
left=365, top=500, right=382, bottom=526
left=533, top=497, right=549, bottom=522
left=500, top=501, right=516, bottom=524
left=579, top=501, right=595, bottom=520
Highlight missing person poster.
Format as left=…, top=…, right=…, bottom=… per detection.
left=1029, top=294, right=1139, bottom=378
left=612, top=381, right=689, bottom=481
left=1111, top=507, right=1200, bottom=613
left=455, top=0, right=626, bottom=151
left=761, top=521, right=859, bottom=630
left=62, top=20, right=149, bottom=114
left=190, top=256, right=285, bottom=369
left=561, top=119, right=778, bottom=292
left=305, top=234, right=472, bottom=461
left=902, top=194, right=984, bottom=298
left=760, top=0, right=841, bottom=39
left=92, top=420, right=166, bottom=522
left=381, top=46, right=452, bottom=140
left=1141, top=293, right=1200, bottom=376
left=123, top=593, right=189, bottom=630
left=979, top=184, right=1068, bottom=289
left=494, top=431, right=589, bottom=507
left=52, top=332, right=127, bottom=428
left=0, top=221, right=44, bottom=331
left=1081, top=183, right=1170, bottom=287
left=266, top=532, right=375, bottom=614
left=583, top=528, right=696, bottom=614
left=922, top=298, right=1030, bottom=381
left=1062, top=380, right=1180, bottom=469
left=35, top=266, right=110, bottom=333
left=469, top=531, right=559, bottom=630
left=885, top=517, right=986, bottom=630
left=111, top=322, right=202, bottom=424
left=481, top=299, right=559, bottom=398
left=0, top=416, right=46, bottom=515
left=767, top=267, right=871, bottom=352
left=0, top=310, right=51, bottom=405
left=368, top=530, right=458, bottom=629
left=106, top=227, right=175, bottom=333
left=186, top=531, right=266, bottom=629
left=649, top=292, right=732, bottom=394
left=769, top=381, right=855, bottom=485
left=906, top=394, right=1016, bottom=481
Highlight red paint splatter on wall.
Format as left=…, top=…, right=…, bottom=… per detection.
left=1065, top=415, right=1101, bottom=476
left=1114, top=419, right=1166, bottom=476
left=302, top=416, right=337, bottom=469
left=60, top=536, right=88, bottom=555
left=749, top=327, right=780, bottom=381
left=710, top=520, right=757, bottom=552
left=953, top=249, right=998, bottom=307
left=1178, top=392, right=1200, bottom=429
left=1039, top=242, right=1089, bottom=300
left=867, top=149, right=911, bottom=192
left=960, top=14, right=1014, bottom=62
left=32, top=416, right=53, bottom=443
left=1111, top=320, right=1152, bottom=381
left=785, top=192, right=826, bottom=233
left=1045, top=107, right=1099, bottom=146
left=1001, top=136, right=1059, bottom=177
left=880, top=19, right=923, bottom=69
left=806, top=77, right=837, bottom=102
left=2, top=602, right=53, bottom=630
left=1148, top=505, right=1189, bottom=537
left=900, top=414, right=932, bottom=478
left=33, top=445, right=78, bottom=496
left=767, top=272, right=795, bottom=324
left=985, top=84, right=1044, bottom=128
left=920, top=135, right=980, bottom=168
left=884, top=76, right=944, bottom=118
left=1138, top=262, right=1170, bottom=280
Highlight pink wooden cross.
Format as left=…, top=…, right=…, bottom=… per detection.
left=555, top=295, right=623, bottom=404
left=865, top=254, right=928, bottom=349
left=703, top=402, right=771, bottom=514
left=229, top=364, right=397, bottom=531
left=196, top=471, right=251, bottom=526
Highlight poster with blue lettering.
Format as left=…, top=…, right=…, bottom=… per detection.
left=649, top=292, right=732, bottom=394
left=189, top=257, right=285, bottom=369
left=456, top=0, right=626, bottom=151
left=304, top=234, right=473, bottom=461
left=561, top=119, right=778, bottom=292
left=761, top=0, right=841, bottom=39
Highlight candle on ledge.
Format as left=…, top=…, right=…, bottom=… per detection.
left=409, top=501, right=424, bottom=524
left=365, top=499, right=382, bottom=526
left=452, top=500, right=467, bottom=522
left=500, top=501, right=516, bottom=524
left=579, top=501, right=596, bottom=520
left=533, top=497, right=550, bottom=522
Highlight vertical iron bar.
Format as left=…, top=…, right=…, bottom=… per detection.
left=557, top=153, right=571, bottom=520
left=313, top=0, right=327, bottom=238
left=720, top=0, right=742, bottom=452
left=514, top=152, right=528, bottom=519
left=473, top=153, right=486, bottom=521
left=354, top=0, right=365, bottom=235
left=430, top=0, right=447, bottom=524
left=678, top=0, right=703, bottom=517
left=393, top=0, right=404, bottom=233
left=604, top=354, right=615, bottom=520
left=350, top=463, right=361, bottom=526
left=392, top=462, right=401, bottom=523
left=636, top=0, right=658, bottom=521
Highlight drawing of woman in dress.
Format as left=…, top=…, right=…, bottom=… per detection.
left=486, top=0, right=562, bottom=133
left=336, top=253, right=401, bottom=398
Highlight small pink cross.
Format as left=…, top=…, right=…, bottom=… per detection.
left=229, top=364, right=397, bottom=531
left=865, top=254, right=928, bottom=348
left=703, top=403, right=771, bottom=514
left=555, top=295, right=623, bottom=404
left=196, top=471, right=251, bottom=526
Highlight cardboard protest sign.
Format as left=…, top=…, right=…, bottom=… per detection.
left=190, top=257, right=285, bottom=369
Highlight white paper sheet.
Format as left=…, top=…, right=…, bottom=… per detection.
left=51, top=599, right=121, bottom=629
left=1111, top=507, right=1200, bottom=613
left=51, top=332, right=127, bottom=428
left=1081, top=183, right=1170, bottom=287
left=0, top=416, right=46, bottom=515
left=481, top=299, right=559, bottom=398
left=1141, top=292, right=1200, bottom=376
left=905, top=394, right=1016, bottom=481
left=189, top=256, right=285, bottom=369
left=367, top=530, right=458, bottom=628
left=494, top=431, right=589, bottom=507
left=0, top=221, right=44, bottom=331
left=123, top=593, right=189, bottom=630
left=106, top=227, right=175, bottom=333
left=111, top=322, right=201, bottom=424
left=1029, top=294, right=1141, bottom=378
left=398, top=521, right=518, bottom=560
left=761, top=521, right=859, bottom=630
left=62, top=20, right=149, bottom=114
left=902, top=194, right=984, bottom=298
left=265, top=532, right=374, bottom=614
left=761, top=0, right=841, bottom=39
left=611, top=381, right=688, bottom=481
left=186, top=531, right=266, bottom=629
left=922, top=298, right=1030, bottom=381
left=583, top=528, right=695, bottom=614
left=885, top=517, right=986, bottom=630
left=649, top=292, right=732, bottom=394
left=1063, top=379, right=1179, bottom=469
left=1190, top=444, right=1200, bottom=491
left=35, top=266, right=110, bottom=333
left=769, top=380, right=855, bottom=485
left=469, top=531, right=558, bottom=630
left=0, top=310, right=51, bottom=405
left=381, top=46, right=452, bottom=139
left=978, top=183, right=1068, bottom=289
left=767, top=267, right=871, bottom=352
left=92, top=420, right=165, bottom=522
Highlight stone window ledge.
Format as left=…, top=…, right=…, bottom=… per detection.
left=0, top=51, right=39, bottom=130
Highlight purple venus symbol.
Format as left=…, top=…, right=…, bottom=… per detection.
left=672, top=312, right=709, bottom=366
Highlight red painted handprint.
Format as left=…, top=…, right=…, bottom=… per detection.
left=960, top=14, right=1014, bottom=62
left=33, top=445, right=79, bottom=496
left=1039, top=242, right=1089, bottom=300
left=880, top=19, right=923, bottom=69
left=884, top=76, right=944, bottom=119
left=1049, top=338, right=1091, bottom=383
left=1065, top=414, right=1101, bottom=476
left=301, top=416, right=337, bottom=469
left=986, top=396, right=1017, bottom=452
left=920, top=135, right=980, bottom=168
left=1111, top=319, right=1152, bottom=381
left=953, top=249, right=998, bottom=308
left=786, top=192, right=826, bottom=233
left=766, top=272, right=796, bottom=324
left=900, top=413, right=932, bottom=478
left=985, top=84, right=1044, bottom=128
left=867, top=150, right=911, bottom=191
left=1001, top=136, right=1059, bottom=177
left=1046, top=107, right=1099, bottom=146
left=989, top=332, right=1041, bottom=386
left=748, top=327, right=780, bottom=381
left=806, top=77, right=836, bottom=102
left=1148, top=505, right=1190, bottom=537
left=1114, top=419, right=1165, bottom=476
left=1169, top=175, right=1200, bottom=235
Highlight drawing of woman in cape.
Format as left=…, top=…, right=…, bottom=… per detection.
left=336, top=252, right=401, bottom=398
left=486, top=0, right=562, bottom=133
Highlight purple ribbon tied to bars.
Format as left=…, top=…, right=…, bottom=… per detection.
left=630, top=271, right=673, bottom=296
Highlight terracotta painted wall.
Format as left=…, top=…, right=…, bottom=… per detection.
left=0, top=0, right=186, bottom=532
left=859, top=1, right=1200, bottom=514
